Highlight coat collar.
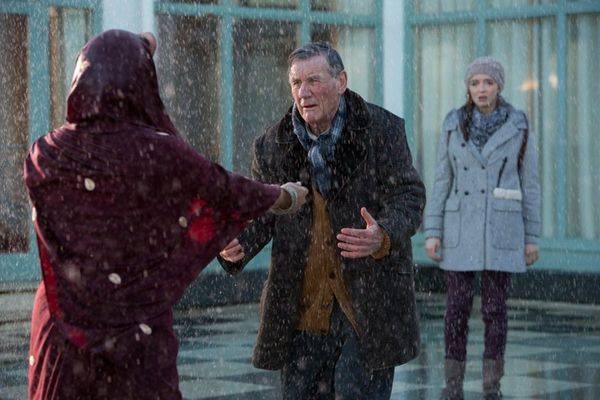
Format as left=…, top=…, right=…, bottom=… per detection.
left=480, top=109, right=527, bottom=162
left=274, top=89, right=372, bottom=201
left=446, top=107, right=527, bottom=166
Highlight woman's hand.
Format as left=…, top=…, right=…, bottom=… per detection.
left=525, top=243, right=539, bottom=266
left=271, top=182, right=308, bottom=214
left=425, top=237, right=443, bottom=262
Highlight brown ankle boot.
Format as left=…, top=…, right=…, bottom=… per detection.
left=440, top=359, right=466, bottom=400
left=483, top=358, right=504, bottom=398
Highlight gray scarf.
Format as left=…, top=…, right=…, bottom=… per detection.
left=292, top=97, right=347, bottom=199
left=469, top=98, right=511, bottom=151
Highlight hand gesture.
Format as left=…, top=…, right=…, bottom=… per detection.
left=525, top=243, right=539, bottom=266
left=219, top=238, right=245, bottom=263
left=336, top=207, right=384, bottom=258
left=425, top=237, right=442, bottom=262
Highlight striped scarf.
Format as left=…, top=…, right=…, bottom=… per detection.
left=292, top=97, right=347, bottom=199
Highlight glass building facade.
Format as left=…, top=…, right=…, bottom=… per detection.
left=405, top=0, right=600, bottom=271
left=0, top=0, right=598, bottom=283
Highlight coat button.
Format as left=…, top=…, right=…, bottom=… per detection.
left=464, top=191, right=469, bottom=195
left=464, top=166, right=468, bottom=171
left=481, top=189, right=485, bottom=194
left=461, top=143, right=466, bottom=147
left=481, top=166, right=486, bottom=170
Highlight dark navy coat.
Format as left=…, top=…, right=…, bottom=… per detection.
left=219, top=89, right=426, bottom=371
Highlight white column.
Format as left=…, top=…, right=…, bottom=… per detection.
left=103, top=0, right=155, bottom=33
left=382, top=0, right=404, bottom=117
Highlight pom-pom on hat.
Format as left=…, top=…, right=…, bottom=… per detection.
left=464, top=56, right=505, bottom=92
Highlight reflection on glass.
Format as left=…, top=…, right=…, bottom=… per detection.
left=566, top=14, right=600, bottom=239
left=312, top=24, right=375, bottom=102
left=157, top=15, right=222, bottom=161
left=412, top=24, right=475, bottom=200
left=0, top=14, right=28, bottom=253
left=311, top=0, right=375, bottom=15
left=49, top=7, right=92, bottom=130
left=489, top=18, right=557, bottom=238
left=233, top=20, right=298, bottom=175
left=234, top=0, right=298, bottom=9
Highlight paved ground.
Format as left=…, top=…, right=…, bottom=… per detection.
left=1, top=290, right=600, bottom=399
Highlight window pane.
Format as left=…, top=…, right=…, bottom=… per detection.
left=0, top=14, right=29, bottom=253
left=49, top=7, right=92, bottom=130
left=312, top=24, right=376, bottom=102
left=412, top=24, right=476, bottom=199
left=566, top=14, right=600, bottom=239
left=233, top=19, right=298, bottom=175
left=489, top=0, right=557, bottom=7
left=234, top=0, right=298, bottom=9
left=312, top=0, right=375, bottom=15
left=159, top=0, right=217, bottom=3
left=157, top=14, right=222, bottom=161
left=414, top=0, right=476, bottom=14
left=488, top=18, right=557, bottom=239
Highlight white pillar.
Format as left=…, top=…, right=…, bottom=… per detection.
left=382, top=0, right=404, bottom=117
left=103, top=0, right=155, bottom=34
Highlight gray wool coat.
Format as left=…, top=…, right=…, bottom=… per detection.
left=218, top=89, right=426, bottom=371
left=424, top=107, right=541, bottom=273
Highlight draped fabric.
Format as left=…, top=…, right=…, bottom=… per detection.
left=23, top=29, right=280, bottom=399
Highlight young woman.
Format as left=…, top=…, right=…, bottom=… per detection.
left=424, top=56, right=541, bottom=400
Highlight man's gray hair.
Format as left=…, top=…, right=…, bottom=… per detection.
left=287, top=42, right=345, bottom=77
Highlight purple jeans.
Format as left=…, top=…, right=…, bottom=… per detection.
left=444, top=270, right=511, bottom=361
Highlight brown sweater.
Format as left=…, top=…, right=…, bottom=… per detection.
left=295, top=191, right=359, bottom=334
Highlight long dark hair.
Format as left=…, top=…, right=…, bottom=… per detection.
left=458, top=91, right=476, bottom=142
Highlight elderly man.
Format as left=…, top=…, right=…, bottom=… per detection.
left=219, top=42, right=425, bottom=399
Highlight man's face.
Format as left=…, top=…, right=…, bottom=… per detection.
left=289, top=55, right=347, bottom=135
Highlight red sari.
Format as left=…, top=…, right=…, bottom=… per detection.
left=23, top=30, right=279, bottom=399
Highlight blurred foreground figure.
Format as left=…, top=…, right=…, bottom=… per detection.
left=219, top=42, right=425, bottom=400
left=23, top=29, right=306, bottom=400
left=424, top=56, right=541, bottom=400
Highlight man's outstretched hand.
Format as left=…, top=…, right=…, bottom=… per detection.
left=336, top=207, right=384, bottom=258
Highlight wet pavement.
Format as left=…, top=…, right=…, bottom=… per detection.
left=1, top=290, right=599, bottom=399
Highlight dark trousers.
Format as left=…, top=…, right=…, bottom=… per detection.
left=281, top=303, right=394, bottom=400
left=444, top=270, right=511, bottom=361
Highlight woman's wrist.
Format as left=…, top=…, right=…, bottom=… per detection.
left=271, top=184, right=297, bottom=215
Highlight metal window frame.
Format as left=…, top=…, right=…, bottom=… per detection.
left=404, top=0, right=600, bottom=271
left=155, top=0, right=383, bottom=170
left=0, top=0, right=102, bottom=283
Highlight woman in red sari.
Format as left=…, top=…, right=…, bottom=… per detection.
left=23, top=29, right=306, bottom=399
